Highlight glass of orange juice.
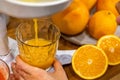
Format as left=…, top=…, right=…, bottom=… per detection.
left=16, top=18, right=60, bottom=69
left=0, top=59, right=10, bottom=80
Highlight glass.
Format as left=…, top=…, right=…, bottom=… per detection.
left=16, top=18, right=60, bottom=69
left=0, top=59, right=10, bottom=80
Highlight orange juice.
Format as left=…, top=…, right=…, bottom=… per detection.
left=19, top=38, right=57, bottom=69
left=17, top=18, right=60, bottom=69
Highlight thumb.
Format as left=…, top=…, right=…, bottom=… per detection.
left=53, top=59, right=65, bottom=72
left=49, top=59, right=68, bottom=80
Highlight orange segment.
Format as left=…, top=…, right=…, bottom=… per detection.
left=97, top=35, right=120, bottom=65
left=72, top=45, right=108, bottom=79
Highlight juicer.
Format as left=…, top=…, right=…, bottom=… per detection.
left=0, top=0, right=72, bottom=55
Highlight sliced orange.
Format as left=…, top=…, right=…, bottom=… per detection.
left=97, top=35, right=120, bottom=65
left=72, top=45, right=108, bottom=79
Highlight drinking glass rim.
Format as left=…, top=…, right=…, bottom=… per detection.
left=16, top=23, right=61, bottom=47
left=0, top=58, right=10, bottom=80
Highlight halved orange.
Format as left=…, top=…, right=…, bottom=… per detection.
left=72, top=45, right=108, bottom=79
left=97, top=35, right=120, bottom=65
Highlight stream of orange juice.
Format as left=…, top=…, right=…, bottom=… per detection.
left=19, top=19, right=56, bottom=69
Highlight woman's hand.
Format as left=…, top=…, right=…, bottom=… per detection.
left=11, top=56, right=68, bottom=80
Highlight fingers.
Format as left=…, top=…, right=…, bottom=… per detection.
left=11, top=63, right=24, bottom=80
left=15, top=68, right=30, bottom=80
left=11, top=63, right=20, bottom=80
left=12, top=62, right=31, bottom=80
left=14, top=56, right=46, bottom=79
left=15, top=56, right=39, bottom=74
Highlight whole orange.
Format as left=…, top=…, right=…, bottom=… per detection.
left=52, top=0, right=89, bottom=35
left=88, top=10, right=117, bottom=39
left=96, top=0, right=120, bottom=17
left=80, top=0, right=97, bottom=10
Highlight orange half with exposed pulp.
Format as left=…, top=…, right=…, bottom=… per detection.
left=72, top=45, right=108, bottom=79
left=97, top=35, right=120, bottom=65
